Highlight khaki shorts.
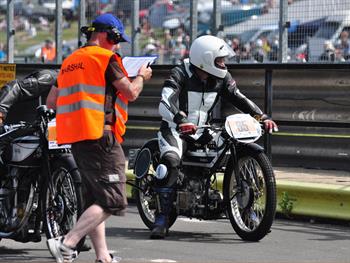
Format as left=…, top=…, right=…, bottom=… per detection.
left=72, top=130, right=127, bottom=216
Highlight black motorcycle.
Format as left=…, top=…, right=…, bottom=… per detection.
left=130, top=113, right=276, bottom=241
left=0, top=105, right=84, bottom=247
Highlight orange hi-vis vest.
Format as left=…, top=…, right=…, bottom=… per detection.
left=41, top=46, right=56, bottom=61
left=56, top=45, right=129, bottom=144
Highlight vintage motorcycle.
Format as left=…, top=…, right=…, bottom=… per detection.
left=130, top=114, right=277, bottom=241
left=0, top=105, right=84, bottom=247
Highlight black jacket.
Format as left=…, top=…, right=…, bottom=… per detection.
left=0, top=69, right=58, bottom=119
left=159, top=59, right=263, bottom=129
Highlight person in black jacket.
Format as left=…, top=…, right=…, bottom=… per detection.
left=0, top=69, right=58, bottom=125
left=151, top=35, right=278, bottom=239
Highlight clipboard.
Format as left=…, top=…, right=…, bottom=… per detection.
left=122, top=56, right=157, bottom=77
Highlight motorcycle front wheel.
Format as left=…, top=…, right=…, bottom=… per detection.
left=223, top=151, right=276, bottom=241
left=43, top=160, right=84, bottom=249
left=134, top=141, right=177, bottom=230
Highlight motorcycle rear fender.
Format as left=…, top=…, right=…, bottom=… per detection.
left=52, top=153, right=82, bottom=184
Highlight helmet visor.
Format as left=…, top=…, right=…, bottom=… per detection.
left=219, top=41, right=236, bottom=59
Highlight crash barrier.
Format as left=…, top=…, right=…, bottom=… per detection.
left=276, top=180, right=350, bottom=221
left=8, top=63, right=350, bottom=171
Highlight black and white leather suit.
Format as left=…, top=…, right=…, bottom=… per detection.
left=157, top=59, right=264, bottom=187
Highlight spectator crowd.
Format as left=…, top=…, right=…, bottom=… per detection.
left=0, top=0, right=349, bottom=64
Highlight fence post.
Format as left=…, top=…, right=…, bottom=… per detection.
left=131, top=0, right=140, bottom=56
left=278, top=0, right=288, bottom=63
left=190, top=0, right=198, bottom=44
left=78, top=0, right=86, bottom=47
left=55, top=0, right=63, bottom=64
left=264, top=69, right=273, bottom=159
left=6, top=0, right=14, bottom=63
left=213, top=0, right=222, bottom=36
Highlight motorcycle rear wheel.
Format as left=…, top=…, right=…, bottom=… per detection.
left=134, top=141, right=177, bottom=230
left=223, top=152, right=276, bottom=241
left=43, top=160, right=84, bottom=250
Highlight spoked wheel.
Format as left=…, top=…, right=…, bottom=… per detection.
left=43, top=161, right=84, bottom=250
left=223, top=152, right=276, bottom=241
left=134, top=140, right=177, bottom=230
left=0, top=171, right=36, bottom=239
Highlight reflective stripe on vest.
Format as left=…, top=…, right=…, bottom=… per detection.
left=112, top=54, right=129, bottom=143
left=115, top=96, right=128, bottom=123
left=58, top=84, right=105, bottom=97
left=57, top=84, right=105, bottom=114
left=57, top=99, right=105, bottom=114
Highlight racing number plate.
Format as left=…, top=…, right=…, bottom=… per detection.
left=224, top=114, right=261, bottom=141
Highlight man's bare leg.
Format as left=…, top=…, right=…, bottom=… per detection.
left=63, top=204, right=110, bottom=249
left=90, top=221, right=112, bottom=262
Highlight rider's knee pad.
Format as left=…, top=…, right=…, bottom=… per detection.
left=156, top=152, right=180, bottom=187
left=161, top=151, right=180, bottom=169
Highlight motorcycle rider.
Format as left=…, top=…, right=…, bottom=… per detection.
left=151, top=35, right=278, bottom=239
left=0, top=69, right=58, bottom=125
left=0, top=70, right=58, bottom=152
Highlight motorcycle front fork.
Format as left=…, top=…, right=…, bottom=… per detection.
left=230, top=145, right=243, bottom=196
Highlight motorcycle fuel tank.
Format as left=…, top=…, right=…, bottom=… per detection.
left=8, top=135, right=40, bottom=164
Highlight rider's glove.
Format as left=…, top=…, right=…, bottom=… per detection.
left=255, top=114, right=278, bottom=134
left=178, top=122, right=197, bottom=135
left=263, top=119, right=278, bottom=134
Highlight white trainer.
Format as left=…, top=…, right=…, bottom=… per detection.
left=47, top=236, right=78, bottom=263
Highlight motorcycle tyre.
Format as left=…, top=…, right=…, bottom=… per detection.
left=223, top=152, right=276, bottom=242
left=43, top=160, right=85, bottom=252
left=134, top=142, right=177, bottom=230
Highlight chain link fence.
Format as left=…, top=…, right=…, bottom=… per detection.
left=1, top=0, right=349, bottom=64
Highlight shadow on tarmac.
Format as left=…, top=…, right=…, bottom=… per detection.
left=105, top=226, right=249, bottom=244
left=0, top=246, right=52, bottom=262
left=273, top=219, right=350, bottom=242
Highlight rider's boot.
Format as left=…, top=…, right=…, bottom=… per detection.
left=150, top=188, right=174, bottom=239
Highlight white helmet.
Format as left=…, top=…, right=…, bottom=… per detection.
left=189, top=35, right=235, bottom=79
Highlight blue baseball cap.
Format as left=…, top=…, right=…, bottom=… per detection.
left=92, top=13, right=130, bottom=43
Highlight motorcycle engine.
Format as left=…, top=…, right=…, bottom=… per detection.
left=176, top=167, right=223, bottom=218
left=177, top=177, right=204, bottom=216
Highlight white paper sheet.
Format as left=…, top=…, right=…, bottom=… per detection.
left=122, top=56, right=157, bottom=77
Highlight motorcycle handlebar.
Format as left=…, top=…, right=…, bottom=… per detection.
left=196, top=125, right=223, bottom=132
left=179, top=125, right=223, bottom=137
left=3, top=122, right=29, bottom=132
